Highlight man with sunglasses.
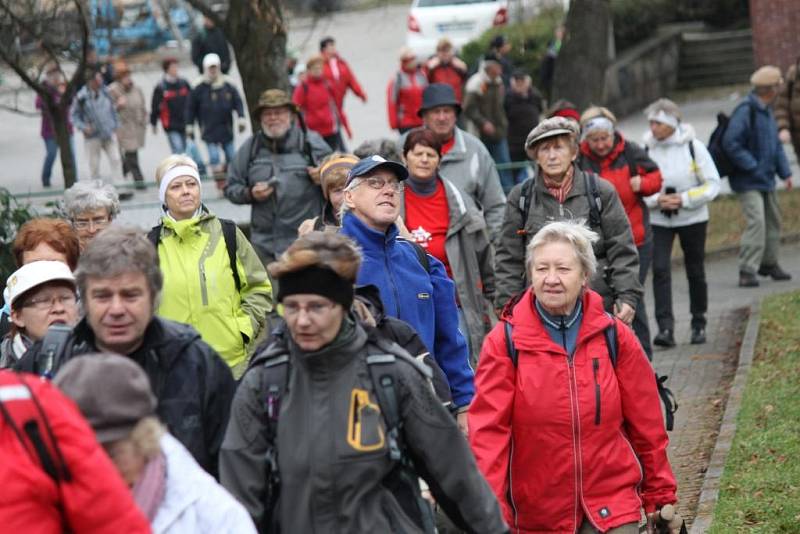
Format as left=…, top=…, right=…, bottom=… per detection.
left=340, top=156, right=474, bottom=431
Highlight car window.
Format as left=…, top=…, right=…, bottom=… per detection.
left=418, top=0, right=498, bottom=6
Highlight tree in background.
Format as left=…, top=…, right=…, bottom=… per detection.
left=0, top=0, right=91, bottom=188
left=551, top=0, right=611, bottom=111
left=184, top=0, right=289, bottom=121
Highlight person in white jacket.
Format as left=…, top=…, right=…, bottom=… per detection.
left=643, top=98, right=720, bottom=347
left=54, top=353, right=257, bottom=534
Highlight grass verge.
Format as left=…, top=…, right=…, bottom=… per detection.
left=708, top=290, right=800, bottom=533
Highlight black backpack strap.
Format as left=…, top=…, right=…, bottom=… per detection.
left=258, top=350, right=290, bottom=533
left=503, top=321, right=518, bottom=367
left=516, top=177, right=535, bottom=240
left=583, top=172, right=603, bottom=228
left=603, top=313, right=619, bottom=368
left=146, top=224, right=162, bottom=249
left=398, top=238, right=431, bottom=273
left=219, top=219, right=242, bottom=293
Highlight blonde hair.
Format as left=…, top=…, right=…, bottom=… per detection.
left=525, top=220, right=599, bottom=277
left=268, top=231, right=362, bottom=282
left=129, top=416, right=165, bottom=461
left=155, top=154, right=199, bottom=184
left=580, top=106, right=617, bottom=127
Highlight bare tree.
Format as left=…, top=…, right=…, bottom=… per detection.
left=551, top=0, right=611, bottom=111
left=184, top=0, right=289, bottom=120
left=0, top=0, right=92, bottom=188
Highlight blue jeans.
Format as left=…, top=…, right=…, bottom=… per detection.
left=167, top=131, right=206, bottom=174
left=485, top=139, right=514, bottom=194
left=42, top=136, right=76, bottom=186
left=206, top=140, right=235, bottom=167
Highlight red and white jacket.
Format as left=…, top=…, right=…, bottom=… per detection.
left=469, top=289, right=677, bottom=533
left=293, top=76, right=344, bottom=138
left=386, top=66, right=428, bottom=131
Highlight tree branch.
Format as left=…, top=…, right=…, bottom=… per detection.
left=182, top=0, right=225, bottom=28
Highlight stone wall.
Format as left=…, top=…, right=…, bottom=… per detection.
left=750, top=0, right=800, bottom=73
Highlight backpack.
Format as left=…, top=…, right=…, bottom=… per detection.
left=503, top=316, right=677, bottom=431
left=254, top=332, right=437, bottom=534
left=0, top=372, right=71, bottom=484
left=708, top=102, right=757, bottom=178
left=147, top=219, right=241, bottom=293
left=397, top=237, right=431, bottom=273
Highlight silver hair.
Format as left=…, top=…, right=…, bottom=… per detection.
left=525, top=220, right=599, bottom=278
left=338, top=177, right=363, bottom=221
left=75, top=226, right=163, bottom=311
left=62, top=180, right=121, bottom=220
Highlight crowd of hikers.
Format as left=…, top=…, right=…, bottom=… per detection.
left=2, top=26, right=797, bottom=533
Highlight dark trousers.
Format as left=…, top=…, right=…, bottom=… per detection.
left=121, top=150, right=144, bottom=183
left=632, top=239, right=653, bottom=360
left=652, top=222, right=708, bottom=331
left=323, top=131, right=347, bottom=152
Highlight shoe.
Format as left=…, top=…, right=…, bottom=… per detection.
left=691, top=327, right=706, bottom=345
left=739, top=271, right=759, bottom=287
left=653, top=329, right=676, bottom=348
left=118, top=190, right=135, bottom=201
left=757, top=264, right=792, bottom=281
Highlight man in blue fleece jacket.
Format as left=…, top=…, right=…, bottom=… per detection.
left=340, top=155, right=474, bottom=430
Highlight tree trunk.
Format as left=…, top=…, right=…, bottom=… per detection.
left=552, top=0, right=611, bottom=112
left=224, top=0, right=289, bottom=123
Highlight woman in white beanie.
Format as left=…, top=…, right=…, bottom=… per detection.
left=148, top=154, right=273, bottom=378
left=642, top=98, right=721, bottom=347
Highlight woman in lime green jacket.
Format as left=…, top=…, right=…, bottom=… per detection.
left=152, top=154, right=273, bottom=377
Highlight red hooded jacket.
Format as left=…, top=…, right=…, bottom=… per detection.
left=293, top=76, right=344, bottom=138
left=323, top=55, right=366, bottom=108
left=0, top=371, right=151, bottom=534
left=386, top=66, right=428, bottom=131
left=579, top=133, right=662, bottom=246
left=469, top=289, right=677, bottom=533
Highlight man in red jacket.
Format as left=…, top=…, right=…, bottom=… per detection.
left=0, top=370, right=151, bottom=534
left=426, top=38, right=468, bottom=103
left=320, top=37, right=365, bottom=132
left=293, top=55, right=347, bottom=151
left=387, top=47, right=428, bottom=133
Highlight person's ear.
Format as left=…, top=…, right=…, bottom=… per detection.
left=344, top=190, right=356, bottom=210
left=10, top=310, right=25, bottom=330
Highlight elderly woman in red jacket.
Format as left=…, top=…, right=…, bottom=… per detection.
left=469, top=220, right=679, bottom=534
left=578, top=106, right=662, bottom=360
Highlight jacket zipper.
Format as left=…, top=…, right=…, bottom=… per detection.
left=566, top=353, right=582, bottom=531
left=593, top=358, right=601, bottom=425
left=507, top=438, right=520, bottom=533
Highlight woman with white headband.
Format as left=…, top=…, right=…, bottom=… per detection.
left=578, top=106, right=662, bottom=360
left=150, top=154, right=273, bottom=378
left=642, top=98, right=720, bottom=347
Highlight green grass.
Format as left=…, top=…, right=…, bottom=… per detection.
left=708, top=290, right=800, bottom=533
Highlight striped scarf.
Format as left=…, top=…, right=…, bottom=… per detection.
left=542, top=165, right=575, bottom=204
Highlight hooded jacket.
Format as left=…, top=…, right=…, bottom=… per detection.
left=463, top=71, right=508, bottom=143
left=15, top=317, right=236, bottom=477
left=220, top=319, right=507, bottom=533
left=643, top=124, right=721, bottom=228
left=578, top=133, right=663, bottom=246
left=153, top=433, right=256, bottom=534
left=387, top=66, right=428, bottom=130
left=154, top=209, right=273, bottom=372
left=224, top=125, right=332, bottom=263
left=150, top=76, right=192, bottom=133
left=323, top=55, right=366, bottom=108
left=494, top=165, right=642, bottom=311
left=721, top=92, right=792, bottom=192
left=470, top=289, right=677, bottom=533
left=186, top=75, right=244, bottom=144
left=70, top=84, right=118, bottom=140
left=0, top=372, right=151, bottom=534
left=340, top=212, right=474, bottom=408
left=292, top=76, right=342, bottom=138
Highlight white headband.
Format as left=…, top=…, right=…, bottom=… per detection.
left=647, top=109, right=679, bottom=129
left=159, top=165, right=201, bottom=204
left=581, top=116, right=615, bottom=140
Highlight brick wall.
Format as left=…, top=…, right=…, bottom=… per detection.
left=750, top=0, right=800, bottom=72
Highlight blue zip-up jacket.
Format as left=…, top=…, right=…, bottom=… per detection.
left=722, top=92, right=792, bottom=192
left=341, top=212, right=474, bottom=407
left=186, top=79, right=244, bottom=144
left=70, top=84, right=118, bottom=140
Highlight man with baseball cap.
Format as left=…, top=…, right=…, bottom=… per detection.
left=340, top=156, right=475, bottom=430
left=225, top=88, right=332, bottom=264
left=722, top=65, right=793, bottom=287
left=413, top=83, right=506, bottom=241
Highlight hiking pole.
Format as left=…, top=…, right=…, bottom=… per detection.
left=639, top=504, right=688, bottom=534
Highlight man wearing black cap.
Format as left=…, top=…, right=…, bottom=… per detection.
left=413, top=83, right=506, bottom=241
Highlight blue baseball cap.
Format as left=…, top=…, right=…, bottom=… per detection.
left=345, top=155, right=409, bottom=187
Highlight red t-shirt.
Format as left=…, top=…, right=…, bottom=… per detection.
left=404, top=180, right=452, bottom=278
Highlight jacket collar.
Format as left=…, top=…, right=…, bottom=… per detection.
left=341, top=212, right=398, bottom=250
left=440, top=128, right=468, bottom=161
left=290, top=316, right=368, bottom=374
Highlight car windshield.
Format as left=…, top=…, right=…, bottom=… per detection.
left=418, top=0, right=498, bottom=6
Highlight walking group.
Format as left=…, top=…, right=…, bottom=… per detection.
left=6, top=25, right=797, bottom=534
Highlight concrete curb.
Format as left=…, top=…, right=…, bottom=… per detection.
left=689, top=298, right=762, bottom=533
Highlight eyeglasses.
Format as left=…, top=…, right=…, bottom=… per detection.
left=22, top=293, right=77, bottom=311
left=357, top=176, right=404, bottom=193
left=73, top=216, right=111, bottom=231
left=283, top=301, right=337, bottom=319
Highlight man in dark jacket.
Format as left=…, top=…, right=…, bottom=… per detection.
left=722, top=66, right=793, bottom=287
left=505, top=69, right=543, bottom=184
left=16, top=226, right=235, bottom=477
left=225, top=88, right=331, bottom=264
left=191, top=16, right=231, bottom=74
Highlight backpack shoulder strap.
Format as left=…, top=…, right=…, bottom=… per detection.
left=583, top=172, right=603, bottom=228
left=398, top=238, right=431, bottom=273
left=219, top=219, right=242, bottom=293
left=516, top=177, right=535, bottom=239
left=602, top=312, right=619, bottom=368
left=146, top=224, right=162, bottom=249
left=503, top=321, right=518, bottom=367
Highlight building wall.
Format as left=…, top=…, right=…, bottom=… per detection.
left=750, top=0, right=800, bottom=72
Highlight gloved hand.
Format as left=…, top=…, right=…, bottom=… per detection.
left=186, top=125, right=195, bottom=140
left=237, top=117, right=247, bottom=134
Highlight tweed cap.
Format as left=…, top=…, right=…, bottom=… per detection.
left=253, top=88, right=297, bottom=116
left=750, top=66, right=783, bottom=87
left=525, top=117, right=580, bottom=151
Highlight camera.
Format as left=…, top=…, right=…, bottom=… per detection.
left=660, top=187, right=679, bottom=218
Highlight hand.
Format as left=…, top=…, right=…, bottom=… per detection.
left=83, top=126, right=94, bottom=136
left=360, top=94, right=368, bottom=103
left=630, top=174, right=642, bottom=192
left=237, top=118, right=247, bottom=134
left=395, top=215, right=412, bottom=239
left=658, top=193, right=681, bottom=210
left=482, top=122, right=496, bottom=137
left=786, top=177, right=793, bottom=190
left=456, top=411, right=469, bottom=436
left=779, top=128, right=791, bottom=144
left=307, top=166, right=321, bottom=185
left=646, top=504, right=684, bottom=534
left=116, top=95, right=127, bottom=109
left=251, top=182, right=274, bottom=202
left=613, top=301, right=635, bottom=325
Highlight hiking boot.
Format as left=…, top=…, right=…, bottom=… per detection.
left=691, top=327, right=706, bottom=345
left=757, top=264, right=792, bottom=281
left=739, top=271, right=759, bottom=287
left=653, top=329, right=676, bottom=348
